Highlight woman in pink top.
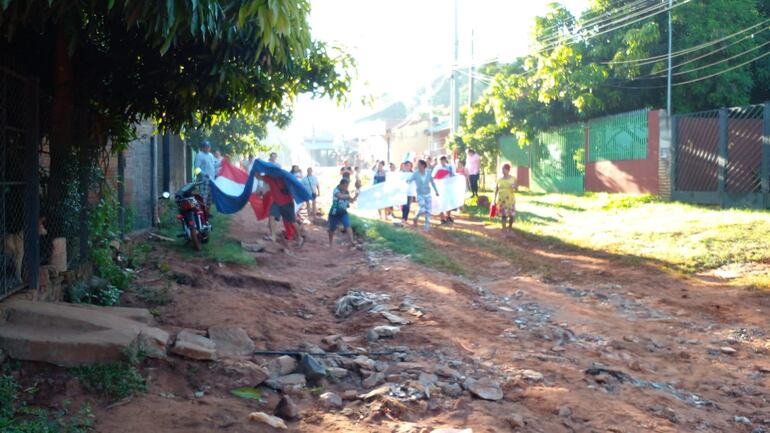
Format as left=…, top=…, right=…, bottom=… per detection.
left=466, top=149, right=481, bottom=197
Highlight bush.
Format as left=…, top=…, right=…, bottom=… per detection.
left=72, top=363, right=147, bottom=402
left=0, top=375, right=94, bottom=433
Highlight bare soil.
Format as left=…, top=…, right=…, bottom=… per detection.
left=26, top=209, right=770, bottom=432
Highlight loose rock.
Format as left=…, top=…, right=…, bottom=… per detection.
left=363, top=372, right=385, bottom=388
left=266, top=355, right=298, bottom=377
left=171, top=330, right=217, bottom=361
left=381, top=311, right=410, bottom=325
left=327, top=367, right=349, bottom=379
left=735, top=416, right=752, bottom=424
left=519, top=369, right=544, bottom=382
left=463, top=378, right=503, bottom=401
left=432, top=429, right=472, bottom=433
left=299, top=354, right=327, bottom=381
left=367, top=325, right=401, bottom=341
left=319, top=392, right=343, bottom=410
left=248, top=412, right=287, bottom=429
left=440, top=382, right=463, bottom=398
left=507, top=414, right=525, bottom=428
left=275, top=395, right=299, bottom=420
left=266, top=373, right=306, bottom=391
left=335, top=290, right=390, bottom=318
left=208, top=326, right=255, bottom=357
left=558, top=406, right=572, bottom=418
left=721, top=347, right=737, bottom=355
left=217, top=359, right=269, bottom=387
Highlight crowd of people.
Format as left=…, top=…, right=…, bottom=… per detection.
left=193, top=143, right=519, bottom=252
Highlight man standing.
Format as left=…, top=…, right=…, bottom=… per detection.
left=302, top=167, right=320, bottom=219
left=257, top=171, right=304, bottom=249
left=467, top=149, right=481, bottom=198
left=194, top=140, right=217, bottom=208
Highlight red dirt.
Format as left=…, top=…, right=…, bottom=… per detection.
left=15, top=208, right=770, bottom=433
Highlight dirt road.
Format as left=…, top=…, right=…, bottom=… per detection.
left=94, top=209, right=770, bottom=433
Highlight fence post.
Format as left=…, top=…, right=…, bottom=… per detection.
left=669, top=113, right=677, bottom=195
left=761, top=102, right=770, bottom=209
left=23, top=78, right=40, bottom=290
left=718, top=108, right=728, bottom=206
left=118, top=150, right=125, bottom=239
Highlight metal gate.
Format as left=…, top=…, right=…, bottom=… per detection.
left=672, top=103, right=769, bottom=208
left=0, top=67, right=40, bottom=300
left=530, top=123, right=585, bottom=194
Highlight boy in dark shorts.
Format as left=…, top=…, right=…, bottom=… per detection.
left=328, top=178, right=356, bottom=247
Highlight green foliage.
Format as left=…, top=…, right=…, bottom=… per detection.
left=0, top=375, right=94, bottom=433
left=185, top=112, right=275, bottom=158
left=462, top=0, right=770, bottom=150
left=349, top=215, right=464, bottom=275
left=66, top=280, right=122, bottom=307
left=72, top=363, right=147, bottom=402
left=599, top=193, right=661, bottom=210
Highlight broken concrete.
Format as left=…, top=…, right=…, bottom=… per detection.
left=0, top=299, right=169, bottom=367
left=207, top=326, right=255, bottom=357
left=170, top=330, right=217, bottom=361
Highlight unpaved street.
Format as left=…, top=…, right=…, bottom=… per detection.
left=94, top=209, right=770, bottom=433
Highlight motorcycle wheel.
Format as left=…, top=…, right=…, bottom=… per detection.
left=189, top=226, right=202, bottom=251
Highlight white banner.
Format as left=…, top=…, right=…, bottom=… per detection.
left=356, top=177, right=410, bottom=210
left=431, top=175, right=467, bottom=214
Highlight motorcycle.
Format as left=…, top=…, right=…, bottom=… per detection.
left=162, top=178, right=211, bottom=251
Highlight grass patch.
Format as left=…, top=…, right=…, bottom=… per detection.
left=72, top=363, right=147, bottom=402
left=350, top=215, right=465, bottom=275
left=461, top=192, right=770, bottom=288
left=158, top=204, right=254, bottom=265
left=0, top=375, right=94, bottom=433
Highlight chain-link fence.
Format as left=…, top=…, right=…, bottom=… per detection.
left=0, top=67, right=40, bottom=300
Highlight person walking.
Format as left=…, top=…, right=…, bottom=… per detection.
left=467, top=148, right=481, bottom=198
left=400, top=161, right=415, bottom=224
left=408, top=160, right=439, bottom=232
left=328, top=178, right=356, bottom=248
left=493, top=163, right=517, bottom=236
left=437, top=156, right=455, bottom=224
left=257, top=171, right=304, bottom=248
left=194, top=140, right=217, bottom=209
left=303, top=167, right=320, bottom=219
left=372, top=161, right=388, bottom=220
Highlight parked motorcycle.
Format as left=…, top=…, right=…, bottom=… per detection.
left=162, top=179, right=211, bottom=251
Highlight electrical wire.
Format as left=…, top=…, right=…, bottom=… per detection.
left=537, top=0, right=658, bottom=45
left=535, top=0, right=692, bottom=55
left=635, top=38, right=770, bottom=79
left=603, top=48, right=770, bottom=89
left=604, top=18, right=770, bottom=65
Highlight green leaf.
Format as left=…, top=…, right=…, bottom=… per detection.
left=230, top=387, right=263, bottom=400
left=107, top=0, right=115, bottom=11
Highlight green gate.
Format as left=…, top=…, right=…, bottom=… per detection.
left=499, top=135, right=530, bottom=167
left=531, top=123, right=585, bottom=193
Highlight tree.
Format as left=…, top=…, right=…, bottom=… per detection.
left=1, top=0, right=353, bottom=244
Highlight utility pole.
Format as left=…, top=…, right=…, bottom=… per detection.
left=451, top=0, right=460, bottom=136
left=469, top=28, right=474, bottom=109
left=667, top=0, right=673, bottom=115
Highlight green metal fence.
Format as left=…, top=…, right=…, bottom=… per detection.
left=499, top=135, right=529, bottom=167
left=531, top=123, right=585, bottom=193
left=588, top=109, right=648, bottom=162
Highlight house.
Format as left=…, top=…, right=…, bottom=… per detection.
left=390, top=115, right=450, bottom=162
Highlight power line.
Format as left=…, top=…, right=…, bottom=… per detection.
left=604, top=48, right=770, bottom=89
left=604, top=18, right=770, bottom=65
left=636, top=38, right=770, bottom=79
left=536, top=0, right=689, bottom=53
left=537, top=0, right=658, bottom=46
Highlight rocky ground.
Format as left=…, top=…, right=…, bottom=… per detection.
left=14, top=208, right=770, bottom=433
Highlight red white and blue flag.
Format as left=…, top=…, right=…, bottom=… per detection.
left=213, top=158, right=269, bottom=220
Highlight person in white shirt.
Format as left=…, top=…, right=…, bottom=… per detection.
left=302, top=167, right=320, bottom=219
left=194, top=141, right=216, bottom=208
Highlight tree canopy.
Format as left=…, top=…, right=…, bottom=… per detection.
left=453, top=0, right=770, bottom=167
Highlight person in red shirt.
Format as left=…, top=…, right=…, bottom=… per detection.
left=257, top=173, right=304, bottom=248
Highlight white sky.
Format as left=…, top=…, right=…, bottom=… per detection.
left=276, top=0, right=590, bottom=142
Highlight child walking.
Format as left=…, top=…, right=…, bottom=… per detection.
left=328, top=178, right=356, bottom=247
left=494, top=163, right=517, bottom=235
left=408, top=160, right=439, bottom=232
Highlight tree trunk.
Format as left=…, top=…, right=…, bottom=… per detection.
left=47, top=23, right=74, bottom=240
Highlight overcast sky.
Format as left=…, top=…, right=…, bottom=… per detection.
left=275, top=0, right=590, bottom=143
